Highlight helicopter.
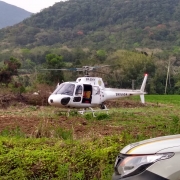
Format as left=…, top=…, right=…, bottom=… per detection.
left=44, top=65, right=148, bottom=115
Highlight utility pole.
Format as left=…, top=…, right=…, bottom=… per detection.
left=165, top=59, right=170, bottom=94
left=132, top=80, right=135, bottom=90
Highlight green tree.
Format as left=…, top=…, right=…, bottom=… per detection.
left=38, top=53, right=65, bottom=84
left=21, top=59, right=36, bottom=70
left=96, top=50, right=107, bottom=62
left=106, top=50, right=155, bottom=89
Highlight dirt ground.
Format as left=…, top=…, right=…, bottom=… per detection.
left=0, top=93, right=148, bottom=139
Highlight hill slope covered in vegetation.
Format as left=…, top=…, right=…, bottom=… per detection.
left=0, top=0, right=180, bottom=50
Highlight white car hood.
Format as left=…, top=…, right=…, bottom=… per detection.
left=121, top=134, right=180, bottom=154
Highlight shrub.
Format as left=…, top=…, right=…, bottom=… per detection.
left=0, top=136, right=122, bottom=180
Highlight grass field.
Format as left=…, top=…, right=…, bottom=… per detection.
left=146, top=95, right=180, bottom=105
left=0, top=95, right=180, bottom=179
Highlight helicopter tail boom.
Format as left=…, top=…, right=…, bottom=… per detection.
left=103, top=74, right=148, bottom=103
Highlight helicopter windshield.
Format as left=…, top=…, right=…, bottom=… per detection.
left=53, top=83, right=75, bottom=96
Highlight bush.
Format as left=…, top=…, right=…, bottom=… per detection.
left=0, top=136, right=122, bottom=180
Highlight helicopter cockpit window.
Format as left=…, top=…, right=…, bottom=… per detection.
left=75, top=85, right=82, bottom=96
left=53, top=83, right=75, bottom=96
left=92, top=86, right=100, bottom=95
left=52, top=83, right=65, bottom=94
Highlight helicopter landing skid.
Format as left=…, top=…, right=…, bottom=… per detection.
left=78, top=106, right=109, bottom=117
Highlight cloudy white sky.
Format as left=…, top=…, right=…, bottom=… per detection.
left=1, top=0, right=65, bottom=13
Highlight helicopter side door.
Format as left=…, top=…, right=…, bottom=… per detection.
left=91, top=86, right=101, bottom=105
left=73, top=85, right=83, bottom=104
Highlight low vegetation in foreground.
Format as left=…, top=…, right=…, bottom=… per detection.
left=0, top=95, right=180, bottom=179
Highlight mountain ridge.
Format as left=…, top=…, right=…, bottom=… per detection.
left=0, top=1, right=32, bottom=29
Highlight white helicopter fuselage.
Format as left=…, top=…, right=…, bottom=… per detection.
left=48, top=74, right=148, bottom=108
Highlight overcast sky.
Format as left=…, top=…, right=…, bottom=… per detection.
left=1, top=0, right=65, bottom=13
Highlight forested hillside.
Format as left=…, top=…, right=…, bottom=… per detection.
left=0, top=0, right=180, bottom=50
left=0, top=0, right=180, bottom=95
left=0, top=1, right=32, bottom=29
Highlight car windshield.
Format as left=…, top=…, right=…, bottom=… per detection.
left=53, top=83, right=75, bottom=96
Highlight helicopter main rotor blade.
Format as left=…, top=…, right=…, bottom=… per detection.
left=40, top=65, right=111, bottom=74
left=82, top=65, right=110, bottom=71
left=94, top=65, right=111, bottom=68
left=40, top=68, right=83, bottom=71
left=40, top=69, right=69, bottom=71
left=91, top=65, right=111, bottom=70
